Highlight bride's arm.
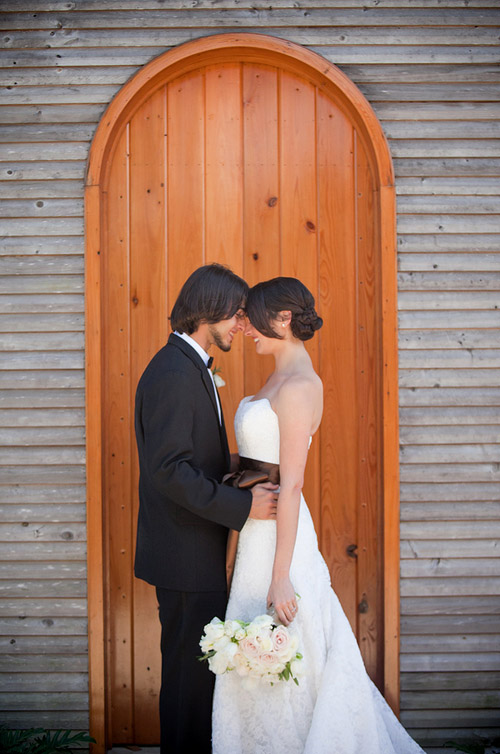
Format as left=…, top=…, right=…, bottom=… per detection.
left=267, top=379, right=319, bottom=626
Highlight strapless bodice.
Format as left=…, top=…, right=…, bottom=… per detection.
left=234, top=396, right=280, bottom=465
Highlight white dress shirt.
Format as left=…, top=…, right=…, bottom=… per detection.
left=174, top=331, right=222, bottom=423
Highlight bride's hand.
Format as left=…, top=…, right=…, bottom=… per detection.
left=267, top=576, right=298, bottom=626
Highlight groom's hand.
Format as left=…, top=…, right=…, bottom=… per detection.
left=248, top=483, right=278, bottom=520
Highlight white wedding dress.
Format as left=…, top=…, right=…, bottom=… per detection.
left=212, top=396, right=425, bottom=754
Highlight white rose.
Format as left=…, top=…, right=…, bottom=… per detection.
left=290, top=658, right=304, bottom=677
left=234, top=627, right=246, bottom=641
left=224, top=619, right=241, bottom=637
left=213, top=634, right=231, bottom=652
left=214, top=374, right=225, bottom=388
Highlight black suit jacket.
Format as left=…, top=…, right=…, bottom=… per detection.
left=134, top=333, right=252, bottom=592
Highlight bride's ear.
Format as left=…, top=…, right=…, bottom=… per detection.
left=277, top=311, right=292, bottom=329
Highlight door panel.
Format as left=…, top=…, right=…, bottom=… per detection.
left=99, top=56, right=386, bottom=746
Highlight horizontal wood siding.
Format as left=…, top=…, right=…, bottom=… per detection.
left=0, top=1, right=498, bottom=749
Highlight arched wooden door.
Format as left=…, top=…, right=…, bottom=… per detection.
left=85, top=34, right=397, bottom=751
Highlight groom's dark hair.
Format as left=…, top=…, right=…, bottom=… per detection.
left=170, top=263, right=248, bottom=335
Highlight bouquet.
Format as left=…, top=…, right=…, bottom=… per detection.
left=199, top=614, right=304, bottom=689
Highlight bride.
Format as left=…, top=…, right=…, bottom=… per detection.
left=211, top=277, right=425, bottom=754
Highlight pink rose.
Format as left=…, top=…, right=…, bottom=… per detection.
left=272, top=626, right=291, bottom=657
left=239, top=637, right=259, bottom=660
left=259, top=651, right=279, bottom=668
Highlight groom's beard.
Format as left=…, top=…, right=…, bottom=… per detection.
left=208, top=324, right=232, bottom=352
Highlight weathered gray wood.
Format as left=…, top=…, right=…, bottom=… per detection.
left=0, top=465, right=85, bottom=483
left=401, top=520, right=500, bottom=540
left=400, top=706, right=500, bottom=726
left=0, top=691, right=88, bottom=710
left=0, top=104, right=104, bottom=124
left=0, top=332, right=84, bottom=349
left=385, top=121, right=500, bottom=138
left=0, top=561, right=85, bottom=578
left=398, top=215, right=500, bottom=235
left=0, top=580, right=86, bottom=598
left=0, top=408, right=84, bottom=427
left=398, top=271, right=500, bottom=289
left=3, top=0, right=500, bottom=10
left=0, top=389, right=84, bottom=408
left=1, top=427, right=84, bottom=445
left=0, top=632, right=87, bottom=654
left=401, top=540, right=500, bottom=559
left=401, top=424, right=500, bottom=443
left=401, top=689, right=500, bottom=710
left=398, top=310, right=500, bottom=328
left=401, top=481, right=500, bottom=500
left=398, top=254, right=500, bottom=272
left=399, top=387, right=500, bottom=407
left=0, top=179, right=84, bottom=199
left=0, top=503, right=85, bottom=522
left=0, top=615, right=87, bottom=635
left=1, top=84, right=121, bottom=105
left=0, top=483, right=85, bottom=502
left=3, top=26, right=500, bottom=51
left=394, top=157, right=500, bottom=177
left=1, top=217, right=83, bottom=236
left=2, top=8, right=498, bottom=30
left=399, top=195, right=500, bottom=214
left=0, top=160, right=86, bottom=180
left=398, top=233, right=500, bottom=252
left=0, top=236, right=84, bottom=255
left=0, top=711, right=88, bottom=727
left=0, top=542, right=86, bottom=560
left=0, top=295, right=83, bottom=315
left=0, top=521, right=86, bottom=541
left=399, top=330, right=500, bottom=349
left=401, top=577, right=500, bottom=598
left=396, top=177, right=500, bottom=196
left=399, top=369, right=500, bottom=389
left=407, top=730, right=500, bottom=748
left=0, top=446, right=86, bottom=464
left=0, top=312, right=84, bottom=330
left=0, top=352, right=84, bottom=370
left=0, top=197, right=84, bottom=216
left=401, top=502, right=500, bottom=522
left=401, top=615, right=500, bottom=635
left=400, top=407, right=500, bottom=426
left=401, top=595, right=500, bottom=616
left=401, top=443, right=500, bottom=463
left=401, top=671, right=500, bottom=691
left=401, top=558, right=500, bottom=578
left=2, top=672, right=88, bottom=692
left=0, top=256, right=83, bottom=273
left=399, top=351, right=500, bottom=369
left=401, top=655, right=500, bottom=674
left=0, top=68, right=136, bottom=87
left=0, top=654, right=88, bottom=671
left=399, top=290, right=500, bottom=309
left=391, top=139, right=500, bottom=158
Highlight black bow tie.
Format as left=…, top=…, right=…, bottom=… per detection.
left=207, top=356, right=214, bottom=369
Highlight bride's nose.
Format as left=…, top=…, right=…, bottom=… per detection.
left=244, top=322, right=255, bottom=336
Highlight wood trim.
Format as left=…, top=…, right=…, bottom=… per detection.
left=85, top=33, right=398, bottom=750
left=380, top=183, right=400, bottom=715
left=84, top=184, right=107, bottom=752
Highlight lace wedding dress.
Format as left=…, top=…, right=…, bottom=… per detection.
left=212, top=396, right=425, bottom=754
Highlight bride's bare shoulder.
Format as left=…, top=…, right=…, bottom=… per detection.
left=275, top=372, right=323, bottom=411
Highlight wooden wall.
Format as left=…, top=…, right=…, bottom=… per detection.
left=0, top=1, right=499, bottom=749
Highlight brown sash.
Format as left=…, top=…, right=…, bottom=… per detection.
left=224, top=457, right=280, bottom=590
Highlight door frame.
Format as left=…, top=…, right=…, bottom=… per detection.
left=85, top=33, right=398, bottom=752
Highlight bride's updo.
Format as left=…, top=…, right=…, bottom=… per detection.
left=246, top=277, right=323, bottom=341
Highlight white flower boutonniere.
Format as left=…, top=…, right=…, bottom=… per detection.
left=212, top=366, right=225, bottom=388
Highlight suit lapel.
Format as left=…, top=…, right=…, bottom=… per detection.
left=168, top=334, right=227, bottom=445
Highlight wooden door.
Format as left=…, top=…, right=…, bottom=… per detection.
left=86, top=34, right=398, bottom=750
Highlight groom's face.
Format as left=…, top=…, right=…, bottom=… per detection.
left=208, top=309, right=246, bottom=352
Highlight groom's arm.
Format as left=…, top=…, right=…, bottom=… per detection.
left=135, top=366, right=252, bottom=531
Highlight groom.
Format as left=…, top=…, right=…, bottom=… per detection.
left=134, top=264, right=278, bottom=754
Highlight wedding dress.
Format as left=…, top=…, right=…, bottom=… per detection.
left=212, top=396, right=425, bottom=754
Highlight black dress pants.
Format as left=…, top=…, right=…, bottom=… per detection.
left=156, top=587, right=228, bottom=754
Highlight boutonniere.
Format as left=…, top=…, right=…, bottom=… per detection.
left=212, top=366, right=226, bottom=388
